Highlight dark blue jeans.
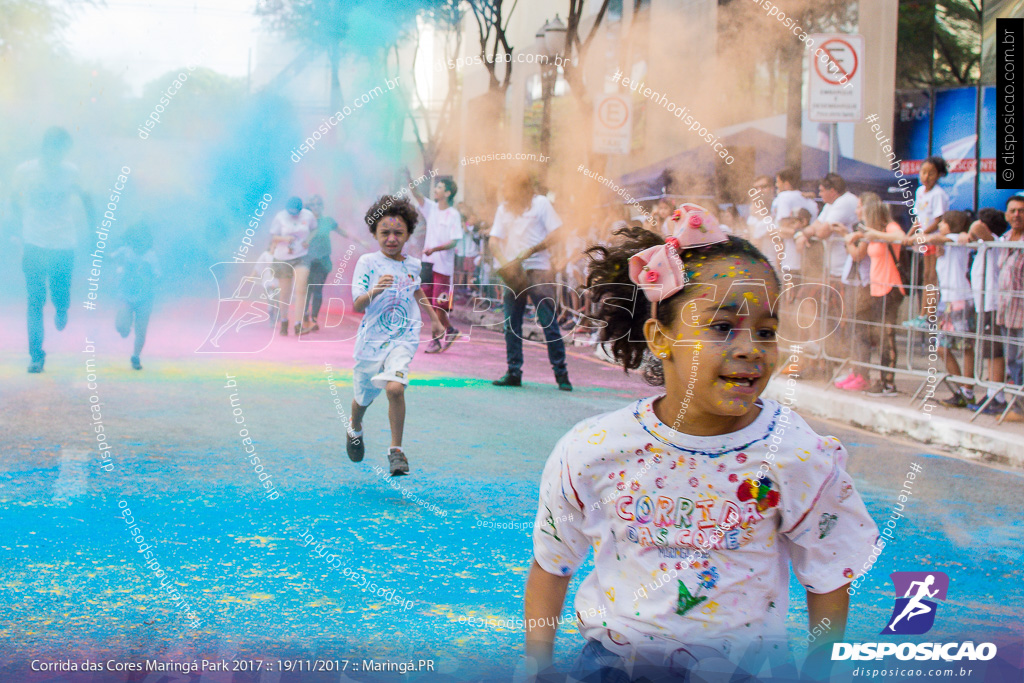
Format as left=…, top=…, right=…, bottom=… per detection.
left=502, top=269, right=568, bottom=376
left=22, top=244, right=74, bottom=363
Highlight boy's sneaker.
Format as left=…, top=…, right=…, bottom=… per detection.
left=388, top=447, right=409, bottom=476
left=424, top=338, right=443, bottom=354
left=493, top=372, right=522, bottom=387
left=865, top=382, right=899, bottom=397
left=440, top=327, right=461, bottom=351
left=969, top=399, right=1008, bottom=415
left=27, top=360, right=44, bottom=374
left=346, top=429, right=365, bottom=462
left=555, top=373, right=573, bottom=392
left=940, top=392, right=969, bottom=408
left=131, top=356, right=142, bottom=371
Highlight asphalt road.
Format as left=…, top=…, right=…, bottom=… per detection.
left=1, top=299, right=1021, bottom=682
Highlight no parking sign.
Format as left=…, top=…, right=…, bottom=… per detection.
left=593, top=94, right=632, bottom=154
left=808, top=34, right=864, bottom=122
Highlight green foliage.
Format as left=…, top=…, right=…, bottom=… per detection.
left=0, top=0, right=67, bottom=54
left=897, top=0, right=981, bottom=87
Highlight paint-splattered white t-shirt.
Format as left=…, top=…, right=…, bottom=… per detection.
left=352, top=251, right=422, bottom=361
left=532, top=396, right=878, bottom=665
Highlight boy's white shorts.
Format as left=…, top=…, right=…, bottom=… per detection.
left=352, top=344, right=415, bottom=407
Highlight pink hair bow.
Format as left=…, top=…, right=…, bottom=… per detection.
left=628, top=203, right=728, bottom=302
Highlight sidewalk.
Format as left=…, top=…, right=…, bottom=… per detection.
left=763, top=371, right=1024, bottom=469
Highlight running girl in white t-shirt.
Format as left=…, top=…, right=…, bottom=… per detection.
left=521, top=204, right=879, bottom=681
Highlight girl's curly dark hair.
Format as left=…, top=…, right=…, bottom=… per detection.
left=585, top=226, right=776, bottom=385
left=364, top=194, right=419, bottom=234
left=923, top=155, right=949, bottom=178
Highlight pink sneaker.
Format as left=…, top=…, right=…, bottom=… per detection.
left=834, top=373, right=855, bottom=388
left=840, top=374, right=868, bottom=391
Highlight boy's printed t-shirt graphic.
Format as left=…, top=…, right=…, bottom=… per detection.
left=882, top=571, right=949, bottom=635
left=533, top=397, right=879, bottom=663
left=352, top=252, right=422, bottom=360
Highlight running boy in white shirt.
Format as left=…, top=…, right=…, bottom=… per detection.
left=345, top=195, right=445, bottom=475
left=412, top=177, right=465, bottom=353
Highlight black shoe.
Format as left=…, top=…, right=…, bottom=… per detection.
left=493, top=372, right=522, bottom=387
left=27, top=360, right=44, bottom=373
left=131, top=356, right=142, bottom=370
left=555, top=373, right=573, bottom=392
left=346, top=430, right=365, bottom=462
left=55, top=310, right=67, bottom=331
left=279, top=320, right=289, bottom=336
left=940, top=393, right=968, bottom=409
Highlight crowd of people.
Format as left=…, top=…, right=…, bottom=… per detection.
left=9, top=126, right=1024, bottom=426
left=733, top=161, right=1024, bottom=422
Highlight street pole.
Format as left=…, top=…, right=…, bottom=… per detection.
left=828, top=122, right=839, bottom=173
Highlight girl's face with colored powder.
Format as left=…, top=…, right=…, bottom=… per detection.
left=645, top=256, right=780, bottom=435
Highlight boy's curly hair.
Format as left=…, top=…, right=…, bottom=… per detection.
left=585, top=226, right=776, bottom=385
left=364, top=194, right=419, bottom=234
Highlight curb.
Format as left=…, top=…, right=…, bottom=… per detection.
left=763, top=380, right=1024, bottom=469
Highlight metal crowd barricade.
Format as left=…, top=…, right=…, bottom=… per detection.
left=779, top=234, right=1024, bottom=426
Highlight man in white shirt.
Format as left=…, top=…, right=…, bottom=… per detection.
left=801, top=174, right=861, bottom=359
left=771, top=167, right=818, bottom=275
left=11, top=127, right=95, bottom=373
left=412, top=178, right=464, bottom=353
left=489, top=171, right=571, bottom=391
left=806, top=173, right=859, bottom=280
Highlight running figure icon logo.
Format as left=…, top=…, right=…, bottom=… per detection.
left=197, top=262, right=290, bottom=354
left=881, top=571, right=949, bottom=635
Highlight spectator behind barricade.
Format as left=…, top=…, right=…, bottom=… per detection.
left=652, top=198, right=675, bottom=236
left=907, top=156, right=950, bottom=328
left=781, top=210, right=813, bottom=283
left=809, top=173, right=859, bottom=280
left=776, top=209, right=817, bottom=376
left=843, top=193, right=906, bottom=396
left=996, top=196, right=1024, bottom=389
left=919, top=211, right=976, bottom=408
left=747, top=175, right=775, bottom=258
left=772, top=167, right=819, bottom=279
left=954, top=208, right=1017, bottom=418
